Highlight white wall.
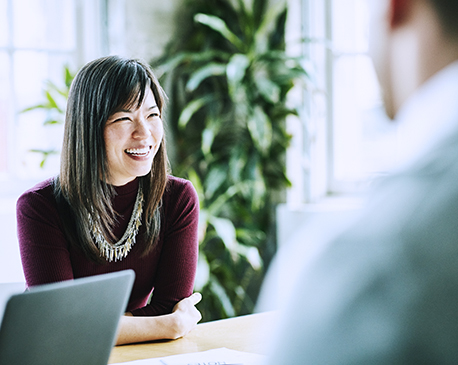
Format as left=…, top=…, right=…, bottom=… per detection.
left=108, top=0, right=183, bottom=62
left=0, top=180, right=40, bottom=283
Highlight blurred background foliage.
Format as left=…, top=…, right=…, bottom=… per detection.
left=21, top=66, right=74, bottom=167
left=153, top=0, right=309, bottom=321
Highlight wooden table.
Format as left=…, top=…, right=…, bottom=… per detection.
left=109, top=311, right=275, bottom=364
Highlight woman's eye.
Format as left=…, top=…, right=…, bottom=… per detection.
left=148, top=113, right=160, bottom=119
left=113, top=116, right=131, bottom=123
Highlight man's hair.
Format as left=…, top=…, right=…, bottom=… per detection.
left=55, top=55, right=169, bottom=262
left=428, top=0, right=458, bottom=38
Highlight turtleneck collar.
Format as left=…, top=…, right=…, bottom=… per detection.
left=112, top=177, right=140, bottom=196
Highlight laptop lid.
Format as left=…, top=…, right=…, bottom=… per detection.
left=0, top=282, right=25, bottom=325
left=0, top=270, right=135, bottom=365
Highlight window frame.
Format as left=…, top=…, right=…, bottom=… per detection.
left=285, top=0, right=333, bottom=204
left=286, top=0, right=391, bottom=206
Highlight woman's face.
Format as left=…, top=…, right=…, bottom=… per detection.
left=104, top=87, right=163, bottom=186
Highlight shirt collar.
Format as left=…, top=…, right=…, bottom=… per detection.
left=393, top=60, right=458, bottom=171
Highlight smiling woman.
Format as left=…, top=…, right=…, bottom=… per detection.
left=15, top=56, right=202, bottom=345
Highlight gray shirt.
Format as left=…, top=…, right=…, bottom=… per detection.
left=262, top=62, right=458, bottom=364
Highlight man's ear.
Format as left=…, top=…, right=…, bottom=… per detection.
left=389, top=0, right=412, bottom=27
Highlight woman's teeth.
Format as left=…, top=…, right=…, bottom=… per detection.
left=125, top=147, right=150, bottom=156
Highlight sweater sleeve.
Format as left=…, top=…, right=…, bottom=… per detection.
left=130, top=178, right=199, bottom=316
left=16, top=182, right=74, bottom=287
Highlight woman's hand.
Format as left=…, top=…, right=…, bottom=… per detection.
left=116, top=292, right=202, bottom=345
left=169, top=292, right=202, bottom=339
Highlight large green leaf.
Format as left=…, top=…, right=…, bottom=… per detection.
left=64, top=66, right=74, bottom=88
left=45, top=91, right=61, bottom=112
left=210, top=216, right=237, bottom=251
left=226, top=53, right=250, bottom=99
left=210, top=279, right=235, bottom=317
left=21, top=104, right=49, bottom=112
left=178, top=96, right=213, bottom=128
left=251, top=167, right=267, bottom=210
left=207, top=184, right=240, bottom=215
left=233, top=244, right=262, bottom=269
left=194, top=13, right=245, bottom=51
left=234, top=0, right=252, bottom=41
left=155, top=52, right=190, bottom=75
left=195, top=253, right=210, bottom=291
left=43, top=119, right=62, bottom=126
left=186, top=63, right=226, bottom=92
left=252, top=0, right=267, bottom=29
left=204, top=166, right=228, bottom=199
left=253, top=0, right=287, bottom=53
left=46, top=80, right=69, bottom=99
left=253, top=73, right=281, bottom=103
left=157, top=50, right=231, bottom=76
left=247, top=106, right=272, bottom=154
left=236, top=228, right=265, bottom=246
left=186, top=168, right=205, bottom=204
left=210, top=214, right=262, bottom=269
left=201, top=127, right=215, bottom=157
left=29, top=149, right=59, bottom=168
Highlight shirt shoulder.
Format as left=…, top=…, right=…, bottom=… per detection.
left=162, top=175, right=199, bottom=227
left=164, top=175, right=199, bottom=204
left=16, top=178, right=56, bottom=212
left=16, top=178, right=63, bottom=248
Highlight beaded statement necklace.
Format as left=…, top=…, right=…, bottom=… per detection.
left=89, top=184, right=144, bottom=262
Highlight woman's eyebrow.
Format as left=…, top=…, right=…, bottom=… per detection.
left=114, top=104, right=158, bottom=114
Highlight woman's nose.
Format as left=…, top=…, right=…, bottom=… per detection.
left=133, top=119, right=150, bottom=139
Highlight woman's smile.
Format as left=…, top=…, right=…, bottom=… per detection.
left=125, top=145, right=153, bottom=158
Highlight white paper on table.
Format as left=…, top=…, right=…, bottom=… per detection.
left=112, top=347, right=267, bottom=365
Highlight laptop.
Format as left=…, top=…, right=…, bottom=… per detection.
left=0, top=270, right=135, bottom=365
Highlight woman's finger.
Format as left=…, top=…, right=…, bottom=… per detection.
left=189, top=292, right=202, bottom=305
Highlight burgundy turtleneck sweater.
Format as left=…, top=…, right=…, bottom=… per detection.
left=16, top=176, right=199, bottom=316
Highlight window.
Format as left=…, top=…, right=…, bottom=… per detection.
left=0, top=0, right=106, bottom=182
left=330, top=0, right=397, bottom=190
left=285, top=0, right=398, bottom=205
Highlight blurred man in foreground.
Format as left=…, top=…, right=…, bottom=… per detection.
left=264, top=0, right=458, bottom=363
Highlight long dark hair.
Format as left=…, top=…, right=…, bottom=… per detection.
left=54, top=55, right=169, bottom=262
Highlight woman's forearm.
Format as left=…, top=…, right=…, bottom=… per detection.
left=116, top=313, right=181, bottom=345
left=115, top=293, right=202, bottom=345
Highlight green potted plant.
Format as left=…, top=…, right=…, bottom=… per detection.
left=153, top=0, right=310, bottom=321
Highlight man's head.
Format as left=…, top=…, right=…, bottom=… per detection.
left=367, top=0, right=458, bottom=119
left=428, top=0, right=458, bottom=38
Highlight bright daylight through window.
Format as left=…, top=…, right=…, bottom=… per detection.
left=287, top=0, right=397, bottom=205
left=0, top=0, right=78, bottom=284
left=331, top=0, right=396, bottom=190
left=0, top=0, right=76, bottom=181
